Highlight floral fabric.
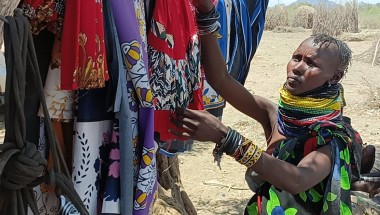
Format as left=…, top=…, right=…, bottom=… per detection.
left=109, top=0, right=158, bottom=214
left=21, top=0, right=65, bottom=36
left=246, top=121, right=353, bottom=215
left=61, top=0, right=109, bottom=90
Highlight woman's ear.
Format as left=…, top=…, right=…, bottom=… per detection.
left=330, top=70, right=344, bottom=83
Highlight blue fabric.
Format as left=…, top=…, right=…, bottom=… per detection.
left=104, top=0, right=135, bottom=214
left=228, top=0, right=268, bottom=85
left=216, top=0, right=228, bottom=60
left=76, top=88, right=114, bottom=122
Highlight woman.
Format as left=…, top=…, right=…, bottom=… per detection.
left=169, top=1, right=378, bottom=214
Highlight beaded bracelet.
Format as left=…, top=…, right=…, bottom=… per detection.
left=213, top=127, right=263, bottom=168
left=196, top=6, right=221, bottom=36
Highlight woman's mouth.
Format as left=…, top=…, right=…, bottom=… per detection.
left=286, top=76, right=301, bottom=88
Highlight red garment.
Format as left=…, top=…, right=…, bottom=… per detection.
left=21, top=0, right=65, bottom=36
left=154, top=89, right=204, bottom=142
left=60, top=0, right=109, bottom=90
left=148, top=0, right=203, bottom=142
left=147, top=0, right=197, bottom=60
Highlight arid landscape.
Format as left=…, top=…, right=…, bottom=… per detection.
left=179, top=29, right=380, bottom=214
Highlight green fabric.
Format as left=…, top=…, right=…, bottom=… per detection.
left=245, top=121, right=352, bottom=215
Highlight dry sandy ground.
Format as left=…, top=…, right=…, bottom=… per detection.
left=179, top=30, right=380, bottom=215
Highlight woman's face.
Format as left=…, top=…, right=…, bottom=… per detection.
left=285, top=38, right=342, bottom=95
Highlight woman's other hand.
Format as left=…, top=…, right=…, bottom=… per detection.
left=170, top=108, right=228, bottom=143
left=191, top=0, right=214, bottom=14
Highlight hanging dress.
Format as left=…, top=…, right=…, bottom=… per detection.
left=110, top=0, right=157, bottom=214
left=20, top=0, right=65, bottom=36
left=58, top=1, right=114, bottom=214
left=148, top=0, right=203, bottom=143
left=61, top=0, right=109, bottom=90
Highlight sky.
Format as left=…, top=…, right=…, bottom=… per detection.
left=269, top=0, right=380, bottom=7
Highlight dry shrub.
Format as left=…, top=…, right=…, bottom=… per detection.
left=362, top=77, right=380, bottom=110
left=265, top=6, right=289, bottom=31
left=292, top=5, right=316, bottom=29
left=272, top=26, right=306, bottom=33
left=356, top=34, right=380, bottom=66
left=339, top=30, right=378, bottom=42
left=313, top=0, right=359, bottom=36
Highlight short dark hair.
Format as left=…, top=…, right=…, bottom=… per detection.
left=311, top=34, right=352, bottom=74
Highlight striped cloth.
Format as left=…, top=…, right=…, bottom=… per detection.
left=203, top=0, right=269, bottom=110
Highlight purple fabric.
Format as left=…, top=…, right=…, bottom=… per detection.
left=110, top=1, right=157, bottom=214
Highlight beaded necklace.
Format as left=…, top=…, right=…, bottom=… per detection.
left=277, top=83, right=343, bottom=137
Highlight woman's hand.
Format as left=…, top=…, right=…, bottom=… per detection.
left=169, top=108, right=228, bottom=143
left=191, top=0, right=214, bottom=14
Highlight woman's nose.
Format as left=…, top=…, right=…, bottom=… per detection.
left=292, top=61, right=306, bottom=76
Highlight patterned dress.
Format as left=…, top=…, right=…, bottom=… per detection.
left=61, top=0, right=109, bottom=90
left=245, top=121, right=353, bottom=215
left=147, top=0, right=203, bottom=143
left=110, top=0, right=157, bottom=214
left=20, top=0, right=65, bottom=36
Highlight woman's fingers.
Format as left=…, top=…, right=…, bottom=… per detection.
left=170, top=117, right=196, bottom=132
left=169, top=128, right=192, bottom=139
left=176, top=108, right=201, bottom=119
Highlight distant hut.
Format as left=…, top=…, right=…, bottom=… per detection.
left=292, top=5, right=316, bottom=29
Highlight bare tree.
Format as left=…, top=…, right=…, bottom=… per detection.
left=0, top=0, right=21, bottom=49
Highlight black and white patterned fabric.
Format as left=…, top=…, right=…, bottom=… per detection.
left=58, top=195, right=80, bottom=215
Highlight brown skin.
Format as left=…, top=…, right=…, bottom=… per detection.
left=169, top=0, right=349, bottom=195
left=285, top=38, right=343, bottom=95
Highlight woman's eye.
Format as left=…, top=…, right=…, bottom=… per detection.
left=292, top=57, right=300, bottom=62
left=308, top=62, right=315, bottom=67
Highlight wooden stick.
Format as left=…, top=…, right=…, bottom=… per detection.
left=372, top=37, right=380, bottom=66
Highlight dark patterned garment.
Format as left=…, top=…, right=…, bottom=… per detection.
left=246, top=121, right=354, bottom=215
left=20, top=0, right=65, bottom=36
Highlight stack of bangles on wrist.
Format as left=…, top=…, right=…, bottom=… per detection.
left=196, top=6, right=221, bottom=35
left=213, top=127, right=263, bottom=168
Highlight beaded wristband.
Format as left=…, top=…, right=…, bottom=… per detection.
left=213, top=127, right=263, bottom=168
left=196, top=6, right=221, bottom=36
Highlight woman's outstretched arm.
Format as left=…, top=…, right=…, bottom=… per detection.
left=170, top=109, right=332, bottom=194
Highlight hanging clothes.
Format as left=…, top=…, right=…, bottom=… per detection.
left=71, top=88, right=114, bottom=214
left=110, top=0, right=157, bottom=214
left=27, top=120, right=59, bottom=215
left=202, top=0, right=232, bottom=111
left=202, top=0, right=269, bottom=113
left=103, top=0, right=137, bottom=212
left=20, top=2, right=58, bottom=147
left=20, top=0, right=65, bottom=36
left=61, top=0, right=109, bottom=90
left=228, top=0, right=268, bottom=85
left=38, top=37, right=75, bottom=122
left=148, top=0, right=203, bottom=142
